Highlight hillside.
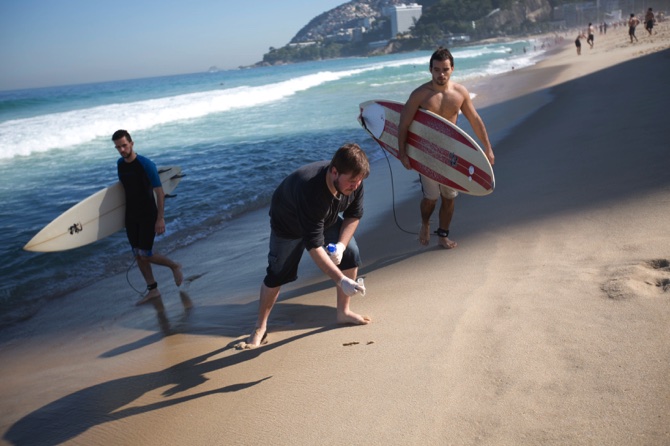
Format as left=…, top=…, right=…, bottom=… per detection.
left=257, top=0, right=592, bottom=66
left=290, top=0, right=411, bottom=44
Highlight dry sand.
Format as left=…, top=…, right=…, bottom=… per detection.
left=1, top=24, right=669, bottom=446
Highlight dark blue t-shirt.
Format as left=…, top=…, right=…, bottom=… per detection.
left=117, top=155, right=161, bottom=220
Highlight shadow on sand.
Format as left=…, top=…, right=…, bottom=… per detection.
left=3, top=326, right=334, bottom=446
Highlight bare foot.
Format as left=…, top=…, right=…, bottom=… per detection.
left=172, top=263, right=183, bottom=287
left=136, top=288, right=160, bottom=306
left=437, top=236, right=457, bottom=249
left=337, top=311, right=372, bottom=325
left=236, top=327, right=268, bottom=350
left=419, top=223, right=430, bottom=246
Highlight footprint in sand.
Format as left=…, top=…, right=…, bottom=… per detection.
left=602, top=258, right=670, bottom=300
left=184, top=272, right=207, bottom=283
left=180, top=272, right=208, bottom=290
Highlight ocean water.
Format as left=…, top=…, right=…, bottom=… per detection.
left=0, top=40, right=547, bottom=329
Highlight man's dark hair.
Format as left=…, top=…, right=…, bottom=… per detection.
left=330, top=143, right=370, bottom=179
left=430, top=47, right=454, bottom=69
left=112, top=129, right=132, bottom=142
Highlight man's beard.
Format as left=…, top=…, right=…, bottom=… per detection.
left=334, top=176, right=343, bottom=195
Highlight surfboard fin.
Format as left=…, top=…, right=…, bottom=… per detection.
left=170, top=173, right=186, bottom=180
left=165, top=194, right=177, bottom=199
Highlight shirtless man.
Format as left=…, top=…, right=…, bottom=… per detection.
left=629, top=13, right=640, bottom=42
left=645, top=8, right=655, bottom=35
left=575, top=33, right=585, bottom=55
left=398, top=48, right=494, bottom=249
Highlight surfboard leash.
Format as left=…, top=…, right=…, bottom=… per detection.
left=125, top=257, right=146, bottom=295
left=381, top=149, right=418, bottom=236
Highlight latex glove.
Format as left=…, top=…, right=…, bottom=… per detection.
left=328, top=242, right=345, bottom=265
left=339, top=277, right=365, bottom=297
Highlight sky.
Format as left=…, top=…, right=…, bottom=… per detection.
left=0, top=0, right=347, bottom=92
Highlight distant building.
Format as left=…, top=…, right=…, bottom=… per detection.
left=328, top=28, right=355, bottom=43
left=368, top=40, right=390, bottom=49
left=384, top=3, right=422, bottom=38
left=446, top=35, right=471, bottom=45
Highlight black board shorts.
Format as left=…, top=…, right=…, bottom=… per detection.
left=126, top=217, right=156, bottom=255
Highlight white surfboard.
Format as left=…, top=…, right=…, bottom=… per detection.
left=358, top=100, right=495, bottom=196
left=24, top=166, right=184, bottom=252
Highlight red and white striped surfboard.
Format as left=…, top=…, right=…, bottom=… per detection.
left=358, top=100, right=495, bottom=196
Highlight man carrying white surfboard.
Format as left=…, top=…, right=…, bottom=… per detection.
left=398, top=48, right=495, bottom=249
left=112, top=130, right=183, bottom=305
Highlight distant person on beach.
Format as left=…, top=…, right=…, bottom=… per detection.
left=397, top=47, right=494, bottom=249
left=575, top=34, right=584, bottom=55
left=629, top=13, right=640, bottom=42
left=645, top=8, right=655, bottom=35
left=243, top=143, right=370, bottom=348
left=587, top=23, right=595, bottom=48
left=112, top=129, right=183, bottom=306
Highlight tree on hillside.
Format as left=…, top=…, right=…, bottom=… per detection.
left=412, top=0, right=497, bottom=41
left=412, top=0, right=570, bottom=41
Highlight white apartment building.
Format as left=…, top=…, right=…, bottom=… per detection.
left=386, top=3, right=423, bottom=38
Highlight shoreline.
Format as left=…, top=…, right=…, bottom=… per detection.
left=0, top=39, right=552, bottom=332
left=246, top=28, right=565, bottom=69
left=2, top=23, right=670, bottom=445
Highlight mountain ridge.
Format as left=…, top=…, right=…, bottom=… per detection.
left=255, top=0, right=580, bottom=66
